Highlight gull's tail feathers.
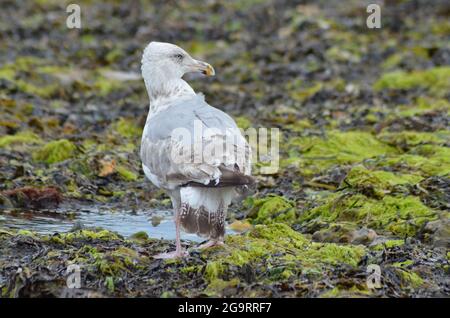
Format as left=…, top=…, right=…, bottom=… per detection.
left=179, top=187, right=235, bottom=239
left=183, top=165, right=255, bottom=188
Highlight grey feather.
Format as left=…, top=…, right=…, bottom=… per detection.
left=140, top=94, right=252, bottom=190
left=144, top=94, right=237, bottom=142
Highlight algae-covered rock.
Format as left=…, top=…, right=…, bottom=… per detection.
left=129, top=231, right=149, bottom=243
left=319, top=285, right=372, bottom=298
left=284, top=131, right=397, bottom=175
left=203, top=278, right=240, bottom=297
left=395, top=97, right=450, bottom=118
left=377, top=130, right=450, bottom=151
left=371, top=239, right=405, bottom=251
left=1, top=223, right=446, bottom=298
left=0, top=131, right=42, bottom=148
left=345, top=165, right=423, bottom=198
left=396, top=268, right=424, bottom=289
left=358, top=130, right=450, bottom=178
left=113, top=118, right=141, bottom=139
left=234, top=116, right=252, bottom=130
left=202, top=223, right=366, bottom=293
left=374, top=66, right=450, bottom=97
left=376, top=146, right=450, bottom=177
left=299, top=193, right=436, bottom=237
left=0, top=57, right=65, bottom=98
left=311, top=222, right=357, bottom=243
left=116, top=165, right=138, bottom=181
left=312, top=223, right=377, bottom=245
left=33, top=139, right=77, bottom=164
left=50, top=228, right=121, bottom=243
left=245, top=195, right=296, bottom=224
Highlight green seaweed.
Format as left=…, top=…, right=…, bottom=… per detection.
left=234, top=116, right=252, bottom=130
left=374, top=66, right=450, bottom=97
left=92, top=71, right=125, bottom=97
left=284, top=131, right=397, bottom=175
left=0, top=0, right=448, bottom=299
left=60, top=234, right=145, bottom=279
left=52, top=229, right=120, bottom=243
left=32, top=139, right=77, bottom=164
left=203, top=223, right=365, bottom=289
left=204, top=261, right=225, bottom=281
left=129, top=231, right=149, bottom=242
left=204, top=278, right=239, bottom=297
left=345, top=165, right=423, bottom=198
left=396, top=97, right=450, bottom=118
left=371, top=239, right=405, bottom=251
left=397, top=268, right=424, bottom=289
left=116, top=165, right=138, bottom=181
left=299, top=193, right=436, bottom=237
left=377, top=146, right=450, bottom=177
left=105, top=276, right=115, bottom=293
left=320, top=285, right=372, bottom=298
left=245, top=195, right=297, bottom=224
left=377, top=130, right=449, bottom=150
left=392, top=260, right=414, bottom=268
left=0, top=131, right=42, bottom=148
left=113, top=118, right=141, bottom=139
left=0, top=57, right=66, bottom=98
left=105, top=48, right=124, bottom=64
left=288, top=81, right=323, bottom=102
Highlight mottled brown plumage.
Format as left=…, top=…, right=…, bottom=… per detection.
left=179, top=201, right=225, bottom=239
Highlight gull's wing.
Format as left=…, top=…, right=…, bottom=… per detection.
left=140, top=94, right=252, bottom=190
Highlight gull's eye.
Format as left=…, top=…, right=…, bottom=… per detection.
left=173, top=53, right=184, bottom=62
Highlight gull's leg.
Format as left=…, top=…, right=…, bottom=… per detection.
left=174, top=209, right=187, bottom=257
left=197, top=206, right=226, bottom=250
left=153, top=208, right=188, bottom=259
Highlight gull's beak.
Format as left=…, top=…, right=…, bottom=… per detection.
left=192, top=60, right=215, bottom=76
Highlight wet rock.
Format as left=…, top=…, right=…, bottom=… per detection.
left=348, top=228, right=378, bottom=245
left=312, top=223, right=356, bottom=243
left=312, top=224, right=377, bottom=245
left=130, top=231, right=149, bottom=242
left=421, top=219, right=450, bottom=248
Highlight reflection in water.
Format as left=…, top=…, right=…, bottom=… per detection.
left=0, top=209, right=206, bottom=242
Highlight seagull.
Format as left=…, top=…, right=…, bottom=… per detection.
left=140, top=42, right=254, bottom=259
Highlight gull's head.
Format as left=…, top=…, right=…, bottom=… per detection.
left=141, top=42, right=215, bottom=82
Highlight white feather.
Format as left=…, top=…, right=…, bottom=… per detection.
left=180, top=187, right=235, bottom=212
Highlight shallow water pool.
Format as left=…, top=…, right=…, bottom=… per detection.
left=0, top=208, right=222, bottom=242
